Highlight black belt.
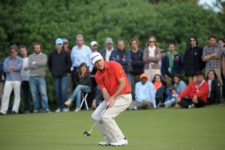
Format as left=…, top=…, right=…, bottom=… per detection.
left=125, top=92, right=131, bottom=94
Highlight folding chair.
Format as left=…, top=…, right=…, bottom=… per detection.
left=79, top=92, right=89, bottom=110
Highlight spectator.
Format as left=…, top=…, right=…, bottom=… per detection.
left=19, top=46, right=31, bottom=113
left=65, top=63, right=92, bottom=112
left=175, top=72, right=209, bottom=108
left=183, top=36, right=205, bottom=83
left=135, top=73, right=156, bottom=109
left=220, top=38, right=225, bottom=99
left=62, top=38, right=71, bottom=53
left=159, top=49, right=168, bottom=79
left=62, top=38, right=73, bottom=98
left=28, top=42, right=50, bottom=113
left=0, top=45, right=23, bottom=115
left=100, top=37, right=114, bottom=61
left=0, top=52, right=4, bottom=102
left=162, top=74, right=187, bottom=107
left=202, top=36, right=222, bottom=89
left=219, top=38, right=225, bottom=51
left=143, top=36, right=161, bottom=80
left=152, top=74, right=166, bottom=105
left=163, top=88, right=178, bottom=108
left=129, top=38, right=144, bottom=100
left=71, top=34, right=92, bottom=88
left=110, top=40, right=132, bottom=85
left=206, top=70, right=221, bottom=104
left=90, top=41, right=98, bottom=52
left=163, top=42, right=183, bottom=78
left=48, top=38, right=71, bottom=112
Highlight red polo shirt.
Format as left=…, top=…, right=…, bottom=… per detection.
left=95, top=61, right=131, bottom=96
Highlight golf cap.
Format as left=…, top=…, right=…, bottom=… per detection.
left=90, top=41, right=98, bottom=46
left=140, top=73, right=148, bottom=79
left=91, top=52, right=103, bottom=64
left=105, top=37, right=113, bottom=44
left=55, top=38, right=63, bottom=45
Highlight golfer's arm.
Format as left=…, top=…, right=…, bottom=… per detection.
left=102, top=88, right=110, bottom=101
left=112, top=77, right=126, bottom=98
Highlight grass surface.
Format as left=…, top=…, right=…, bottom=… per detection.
left=0, top=105, right=225, bottom=150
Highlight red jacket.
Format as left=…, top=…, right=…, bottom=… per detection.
left=179, top=80, right=209, bottom=102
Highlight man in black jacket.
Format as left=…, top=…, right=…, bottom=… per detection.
left=48, top=38, right=72, bottom=112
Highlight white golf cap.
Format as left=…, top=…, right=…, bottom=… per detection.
left=91, top=52, right=103, bottom=64
left=90, top=41, right=98, bottom=46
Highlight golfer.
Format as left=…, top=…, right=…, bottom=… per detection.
left=91, top=52, right=132, bottom=146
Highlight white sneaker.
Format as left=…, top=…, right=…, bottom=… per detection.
left=74, top=108, right=80, bottom=112
left=110, top=138, right=128, bottom=146
left=55, top=108, right=61, bottom=113
left=65, top=99, right=72, bottom=107
left=188, top=104, right=195, bottom=109
left=63, top=108, right=69, bottom=112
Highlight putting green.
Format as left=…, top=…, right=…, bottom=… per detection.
left=0, top=105, right=225, bottom=150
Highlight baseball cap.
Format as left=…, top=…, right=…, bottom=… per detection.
left=55, top=38, right=63, bottom=45
left=90, top=41, right=98, bottom=46
left=140, top=73, right=148, bottom=79
left=91, top=52, right=103, bottom=64
left=105, top=37, right=113, bottom=44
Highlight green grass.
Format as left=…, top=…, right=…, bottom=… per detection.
left=1, top=105, right=225, bottom=150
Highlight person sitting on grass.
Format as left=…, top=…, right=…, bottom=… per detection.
left=65, top=63, right=92, bottom=112
left=161, top=74, right=187, bottom=108
left=152, top=74, right=166, bottom=105
left=175, top=72, right=209, bottom=108
left=134, top=73, right=156, bottom=109
left=206, top=70, right=221, bottom=105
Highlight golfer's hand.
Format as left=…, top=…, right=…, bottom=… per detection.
left=107, top=96, right=115, bottom=107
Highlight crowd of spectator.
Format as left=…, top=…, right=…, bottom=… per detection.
left=0, top=34, right=225, bottom=115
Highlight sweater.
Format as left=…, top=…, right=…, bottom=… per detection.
left=28, top=52, right=47, bottom=77
left=179, top=80, right=209, bottom=102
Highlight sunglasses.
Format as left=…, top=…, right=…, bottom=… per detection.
left=149, top=41, right=155, bottom=43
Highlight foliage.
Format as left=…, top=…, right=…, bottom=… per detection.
left=0, top=0, right=224, bottom=54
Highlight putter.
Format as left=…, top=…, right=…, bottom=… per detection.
left=83, top=106, right=109, bottom=136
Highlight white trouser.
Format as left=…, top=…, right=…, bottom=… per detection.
left=0, top=81, right=21, bottom=114
left=91, top=94, right=132, bottom=142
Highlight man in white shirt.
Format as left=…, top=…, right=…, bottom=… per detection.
left=135, top=73, right=157, bottom=109
left=20, top=46, right=31, bottom=113
left=71, top=34, right=92, bottom=87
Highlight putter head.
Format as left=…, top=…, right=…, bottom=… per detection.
left=83, top=130, right=91, bottom=136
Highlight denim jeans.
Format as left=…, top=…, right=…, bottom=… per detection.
left=54, top=75, right=68, bottom=109
left=29, top=76, right=49, bottom=111
left=70, top=84, right=91, bottom=109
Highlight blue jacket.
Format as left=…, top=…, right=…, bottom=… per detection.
left=130, top=50, right=144, bottom=75
left=110, top=49, right=131, bottom=73
left=161, top=53, right=183, bottom=77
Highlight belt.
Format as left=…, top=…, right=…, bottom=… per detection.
left=125, top=92, right=131, bottom=94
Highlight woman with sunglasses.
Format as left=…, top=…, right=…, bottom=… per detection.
left=143, top=36, right=161, bottom=81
